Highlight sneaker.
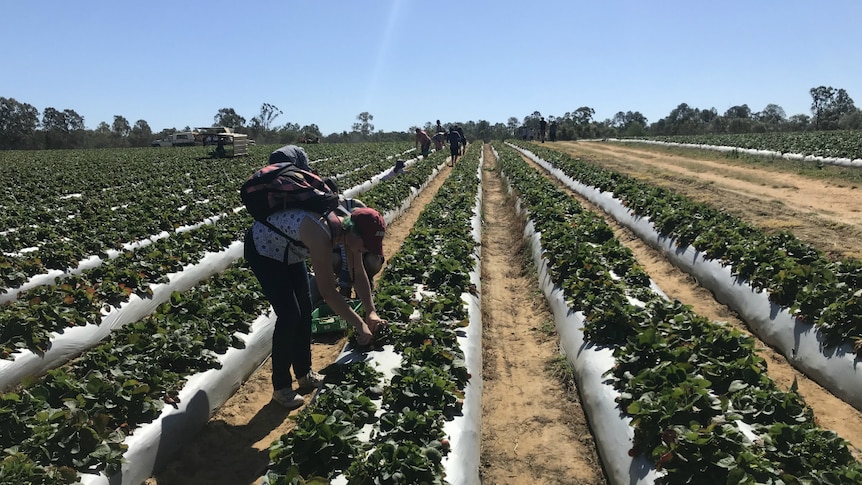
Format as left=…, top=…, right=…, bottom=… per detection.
left=272, top=387, right=304, bottom=409
left=297, top=370, right=324, bottom=390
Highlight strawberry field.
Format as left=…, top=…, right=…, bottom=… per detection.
left=2, top=137, right=862, bottom=484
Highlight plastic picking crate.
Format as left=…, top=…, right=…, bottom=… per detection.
left=311, top=299, right=363, bottom=334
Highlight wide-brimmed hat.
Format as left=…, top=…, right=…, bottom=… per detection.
left=351, top=207, right=386, bottom=256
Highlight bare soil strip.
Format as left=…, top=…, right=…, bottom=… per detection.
left=479, top=144, right=606, bottom=484
left=524, top=142, right=862, bottom=462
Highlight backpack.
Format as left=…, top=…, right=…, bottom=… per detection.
left=240, top=162, right=341, bottom=246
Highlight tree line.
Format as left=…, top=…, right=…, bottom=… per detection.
left=1, top=86, right=859, bottom=151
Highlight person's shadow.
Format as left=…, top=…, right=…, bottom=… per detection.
left=150, top=389, right=298, bottom=485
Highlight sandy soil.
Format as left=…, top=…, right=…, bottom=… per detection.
left=478, top=145, right=603, bottom=484
left=146, top=140, right=862, bottom=484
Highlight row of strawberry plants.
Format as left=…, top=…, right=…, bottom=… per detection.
left=621, top=131, right=862, bottom=161
left=1, top=146, right=418, bottom=360
left=0, top=262, right=268, bottom=484
left=0, top=146, right=436, bottom=485
left=495, top=143, right=862, bottom=483
left=0, top=146, right=429, bottom=388
left=0, top=211, right=247, bottom=363
left=511, top=140, right=862, bottom=357
left=261, top=146, right=481, bottom=484
left=0, top=143, right=413, bottom=293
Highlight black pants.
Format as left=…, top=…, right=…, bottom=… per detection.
left=244, top=229, right=313, bottom=390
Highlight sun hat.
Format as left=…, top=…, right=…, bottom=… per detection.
left=350, top=207, right=386, bottom=256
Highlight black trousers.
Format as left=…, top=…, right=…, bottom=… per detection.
left=244, top=229, right=313, bottom=390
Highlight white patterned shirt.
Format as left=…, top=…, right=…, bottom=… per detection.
left=251, top=209, right=331, bottom=264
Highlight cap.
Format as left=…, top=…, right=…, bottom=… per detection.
left=351, top=207, right=386, bottom=256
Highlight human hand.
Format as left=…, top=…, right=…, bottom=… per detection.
left=355, top=322, right=374, bottom=346
left=365, top=311, right=387, bottom=334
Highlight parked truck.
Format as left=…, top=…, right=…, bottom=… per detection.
left=151, top=132, right=197, bottom=147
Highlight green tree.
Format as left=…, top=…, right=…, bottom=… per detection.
left=352, top=112, right=374, bottom=136
left=0, top=97, right=40, bottom=149
left=506, top=117, right=519, bottom=136
left=128, top=120, right=153, bottom=147
left=809, top=86, right=855, bottom=130
left=112, top=115, right=131, bottom=137
left=724, top=105, right=752, bottom=134
left=214, top=108, right=246, bottom=129
left=300, top=124, right=322, bottom=141
left=42, top=107, right=84, bottom=148
left=612, top=111, right=649, bottom=136
left=756, top=104, right=787, bottom=131
left=247, top=103, right=282, bottom=141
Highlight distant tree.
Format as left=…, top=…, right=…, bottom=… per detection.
left=474, top=119, right=491, bottom=142
left=787, top=114, right=811, bottom=131
left=570, top=107, right=595, bottom=138
left=128, top=120, right=153, bottom=147
left=724, top=104, right=751, bottom=119
left=352, top=112, right=374, bottom=136
left=299, top=124, right=322, bottom=143
left=43, top=107, right=85, bottom=148
left=810, top=86, right=833, bottom=130
left=247, top=103, right=281, bottom=142
left=112, top=115, right=131, bottom=137
left=214, top=108, right=246, bottom=129
left=755, top=104, right=787, bottom=131
left=612, top=111, right=649, bottom=136
left=0, top=97, right=40, bottom=149
left=506, top=117, right=519, bottom=136
left=809, top=86, right=855, bottom=130
left=724, top=105, right=753, bottom=134
left=87, top=121, right=114, bottom=148
left=838, top=111, right=862, bottom=130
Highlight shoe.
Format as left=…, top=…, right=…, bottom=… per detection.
left=272, top=387, right=304, bottom=409
left=297, top=370, right=324, bottom=390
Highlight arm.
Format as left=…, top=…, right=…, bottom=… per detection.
left=302, top=218, right=374, bottom=345
left=345, top=246, right=386, bottom=333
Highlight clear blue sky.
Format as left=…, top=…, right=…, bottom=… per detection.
left=3, top=1, right=860, bottom=135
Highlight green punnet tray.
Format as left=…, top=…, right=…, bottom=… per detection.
left=311, top=299, right=363, bottom=334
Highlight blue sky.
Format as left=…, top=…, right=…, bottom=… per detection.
left=3, top=1, right=860, bottom=135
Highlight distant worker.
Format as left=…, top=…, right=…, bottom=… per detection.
left=455, top=125, right=467, bottom=155
left=381, top=159, right=407, bottom=181
left=432, top=130, right=446, bottom=151
left=415, top=128, right=432, bottom=157
left=446, top=127, right=462, bottom=167
left=539, top=117, right=547, bottom=143
left=214, top=138, right=227, bottom=158
left=435, top=119, right=445, bottom=134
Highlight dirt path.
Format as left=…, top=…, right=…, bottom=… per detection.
left=527, top=141, right=862, bottom=461
left=479, top=144, right=604, bottom=484
left=550, top=141, right=862, bottom=260
left=147, top=162, right=456, bottom=484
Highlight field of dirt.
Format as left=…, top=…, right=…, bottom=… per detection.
left=146, top=140, right=862, bottom=484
